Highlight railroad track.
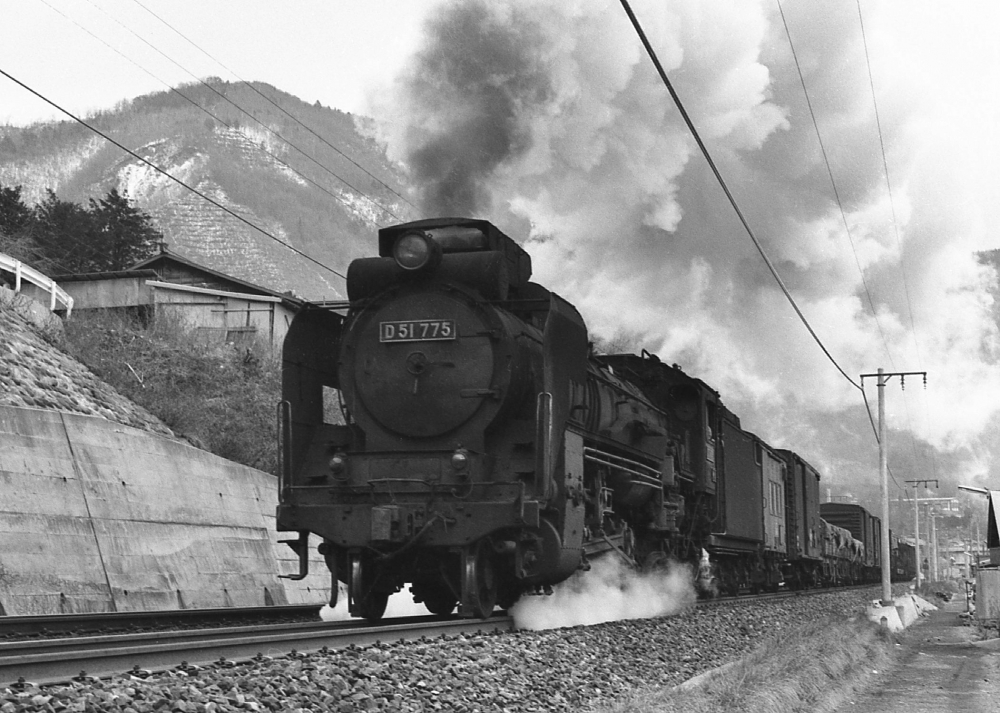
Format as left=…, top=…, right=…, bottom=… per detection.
left=0, top=604, right=323, bottom=639
left=0, top=613, right=513, bottom=687
left=0, top=585, right=877, bottom=688
left=697, top=583, right=878, bottom=608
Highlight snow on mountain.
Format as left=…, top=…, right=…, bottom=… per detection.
left=0, top=80, right=414, bottom=300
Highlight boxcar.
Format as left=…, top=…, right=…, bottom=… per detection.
left=777, top=450, right=823, bottom=587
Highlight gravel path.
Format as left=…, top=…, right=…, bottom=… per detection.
left=1, top=589, right=878, bottom=712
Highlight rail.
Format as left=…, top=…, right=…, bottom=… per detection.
left=0, top=612, right=514, bottom=685
left=0, top=252, right=74, bottom=315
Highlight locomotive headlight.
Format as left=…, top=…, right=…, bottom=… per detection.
left=329, top=453, right=347, bottom=475
left=393, top=231, right=440, bottom=271
left=450, top=449, right=470, bottom=472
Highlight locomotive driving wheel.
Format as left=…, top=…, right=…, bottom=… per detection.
left=412, top=579, right=459, bottom=616
left=349, top=554, right=389, bottom=622
left=462, top=539, right=498, bottom=619
left=423, top=592, right=458, bottom=616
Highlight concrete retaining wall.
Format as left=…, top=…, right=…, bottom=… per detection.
left=0, top=404, right=328, bottom=615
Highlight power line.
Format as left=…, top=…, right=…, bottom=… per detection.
left=860, top=385, right=906, bottom=494
left=0, top=67, right=346, bottom=280
left=618, top=0, right=916, bottom=496
left=36, top=0, right=395, bottom=224
left=778, top=0, right=919, bottom=494
left=856, top=0, right=922, bottom=363
left=618, top=0, right=861, bottom=391
left=775, top=0, right=896, bottom=367
left=855, top=1, right=939, bottom=486
left=73, top=0, right=405, bottom=223
left=126, top=0, right=417, bottom=214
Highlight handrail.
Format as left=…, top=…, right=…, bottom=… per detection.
left=0, top=252, right=74, bottom=316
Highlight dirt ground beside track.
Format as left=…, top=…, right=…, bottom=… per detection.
left=832, top=599, right=1000, bottom=713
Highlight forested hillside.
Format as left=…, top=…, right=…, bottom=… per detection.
left=0, top=79, right=414, bottom=299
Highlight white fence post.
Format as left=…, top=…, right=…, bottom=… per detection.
left=0, top=252, right=74, bottom=315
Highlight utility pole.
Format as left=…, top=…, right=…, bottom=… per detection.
left=931, top=510, right=939, bottom=582
left=862, top=368, right=927, bottom=604
left=915, top=491, right=921, bottom=588
left=920, top=498, right=955, bottom=582
left=906, top=480, right=939, bottom=589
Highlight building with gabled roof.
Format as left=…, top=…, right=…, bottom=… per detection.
left=47, top=247, right=304, bottom=349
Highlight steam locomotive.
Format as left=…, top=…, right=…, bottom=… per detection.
left=276, top=218, right=915, bottom=620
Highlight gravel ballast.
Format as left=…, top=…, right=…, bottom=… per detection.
left=1, top=589, right=880, bottom=712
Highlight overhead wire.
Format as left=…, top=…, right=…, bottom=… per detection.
left=619, top=0, right=918, bottom=495
left=777, top=0, right=920, bottom=493
left=36, top=0, right=394, bottom=224
left=856, top=1, right=922, bottom=362
left=127, top=0, right=418, bottom=214
left=0, top=67, right=346, bottom=280
left=74, top=0, right=405, bottom=224
left=856, top=0, right=940, bottom=486
left=617, top=0, right=862, bottom=391
left=775, top=0, right=896, bottom=368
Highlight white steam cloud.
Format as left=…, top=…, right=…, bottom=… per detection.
left=369, top=0, right=1000, bottom=505
left=511, top=556, right=696, bottom=630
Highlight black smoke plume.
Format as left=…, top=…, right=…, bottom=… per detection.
left=395, top=1, right=552, bottom=216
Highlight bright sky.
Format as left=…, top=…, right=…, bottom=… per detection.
left=0, top=0, right=440, bottom=125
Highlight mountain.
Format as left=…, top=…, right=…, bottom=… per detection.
left=0, top=79, right=415, bottom=300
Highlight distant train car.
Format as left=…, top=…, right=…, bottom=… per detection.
left=820, top=502, right=882, bottom=582
left=891, top=532, right=917, bottom=582
left=869, top=510, right=883, bottom=580
left=777, top=450, right=823, bottom=588
left=820, top=518, right=864, bottom=584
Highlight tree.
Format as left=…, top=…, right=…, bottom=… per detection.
left=88, top=188, right=161, bottom=271
left=32, top=189, right=96, bottom=274
left=0, top=184, right=33, bottom=237
left=0, top=185, right=162, bottom=274
left=0, top=183, right=45, bottom=267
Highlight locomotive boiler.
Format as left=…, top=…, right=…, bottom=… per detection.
left=277, top=218, right=680, bottom=620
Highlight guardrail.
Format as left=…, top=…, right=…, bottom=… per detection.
left=0, top=252, right=74, bottom=316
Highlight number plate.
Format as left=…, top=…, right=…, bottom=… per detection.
left=380, top=319, right=456, bottom=343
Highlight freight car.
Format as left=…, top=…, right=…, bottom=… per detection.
left=820, top=518, right=865, bottom=585
left=892, top=535, right=917, bottom=582
left=820, top=502, right=884, bottom=583
left=276, top=218, right=912, bottom=620
left=777, top=450, right=823, bottom=588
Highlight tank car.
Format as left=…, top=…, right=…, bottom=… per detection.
left=276, top=218, right=681, bottom=620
